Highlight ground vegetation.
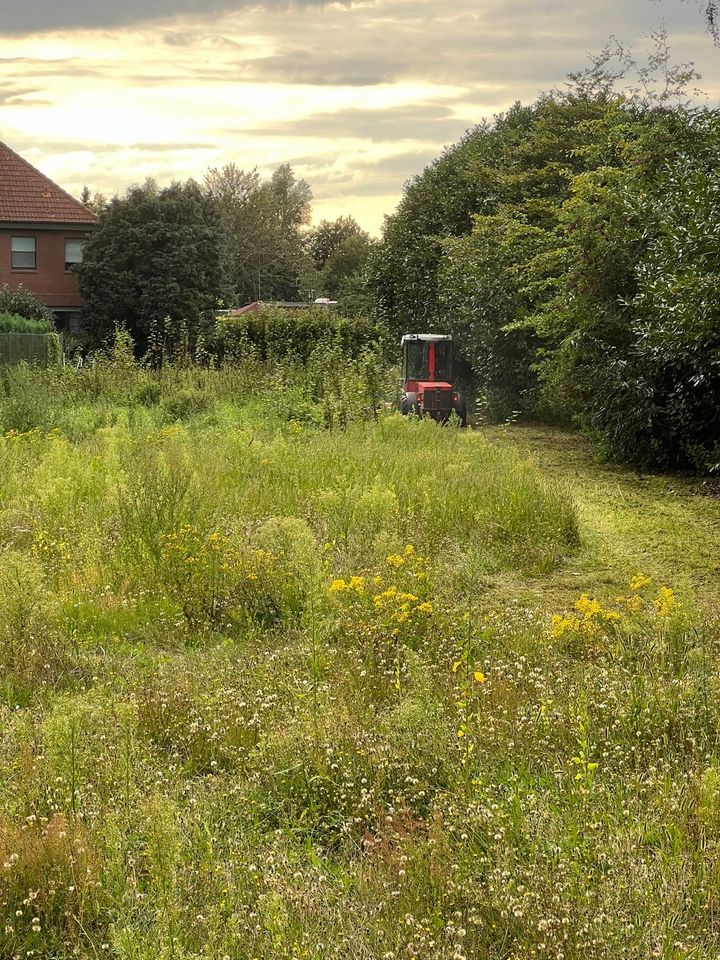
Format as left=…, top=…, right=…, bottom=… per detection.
left=0, top=353, right=716, bottom=958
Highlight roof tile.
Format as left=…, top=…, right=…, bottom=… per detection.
left=0, top=142, right=97, bottom=226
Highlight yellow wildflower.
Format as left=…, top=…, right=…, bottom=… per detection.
left=550, top=614, right=578, bottom=639
left=625, top=594, right=642, bottom=615
left=630, top=574, right=653, bottom=591
left=655, top=586, right=676, bottom=618
left=328, top=579, right=348, bottom=593
left=474, top=671, right=486, bottom=684
left=386, top=554, right=405, bottom=568
left=415, top=601, right=433, bottom=615
left=575, top=594, right=601, bottom=619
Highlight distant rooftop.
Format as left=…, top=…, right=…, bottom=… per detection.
left=220, top=300, right=338, bottom=316
left=0, top=142, right=97, bottom=226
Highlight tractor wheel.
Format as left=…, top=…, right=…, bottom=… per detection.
left=453, top=395, right=468, bottom=427
left=401, top=392, right=420, bottom=417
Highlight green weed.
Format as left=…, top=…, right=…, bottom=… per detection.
left=0, top=357, right=715, bottom=958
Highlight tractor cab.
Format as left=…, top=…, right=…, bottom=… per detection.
left=400, top=334, right=466, bottom=425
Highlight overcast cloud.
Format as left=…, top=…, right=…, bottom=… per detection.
left=0, top=0, right=334, bottom=34
left=0, top=0, right=717, bottom=231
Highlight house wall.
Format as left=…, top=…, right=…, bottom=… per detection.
left=0, top=226, right=92, bottom=310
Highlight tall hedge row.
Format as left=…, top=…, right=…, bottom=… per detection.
left=215, top=308, right=388, bottom=363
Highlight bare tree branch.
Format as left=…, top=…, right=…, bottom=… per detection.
left=705, top=0, right=720, bottom=42
left=655, top=1, right=720, bottom=43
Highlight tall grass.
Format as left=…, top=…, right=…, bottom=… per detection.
left=0, top=354, right=715, bottom=958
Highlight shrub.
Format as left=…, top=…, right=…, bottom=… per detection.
left=0, top=312, right=54, bottom=335
left=215, top=307, right=387, bottom=364
left=116, top=432, right=195, bottom=577
left=0, top=285, right=52, bottom=324
left=0, top=364, right=56, bottom=431
left=0, top=554, right=81, bottom=706
left=132, top=380, right=163, bottom=407
left=157, top=523, right=309, bottom=630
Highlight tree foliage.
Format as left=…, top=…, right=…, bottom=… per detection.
left=204, top=163, right=313, bottom=304
left=215, top=306, right=385, bottom=364
left=77, top=179, right=227, bottom=356
left=371, top=37, right=719, bottom=469
left=305, top=216, right=375, bottom=311
left=670, top=1, right=720, bottom=43
left=609, top=116, right=720, bottom=469
left=306, top=216, right=367, bottom=270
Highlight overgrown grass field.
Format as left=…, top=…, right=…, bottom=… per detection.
left=0, top=355, right=718, bottom=959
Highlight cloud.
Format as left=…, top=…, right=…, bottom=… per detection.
left=239, top=52, right=400, bottom=87
left=0, top=0, right=341, bottom=35
left=0, top=0, right=717, bottom=234
left=236, top=102, right=470, bottom=142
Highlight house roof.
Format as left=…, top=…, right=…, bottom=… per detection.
left=0, top=142, right=97, bottom=226
left=221, top=301, right=338, bottom=316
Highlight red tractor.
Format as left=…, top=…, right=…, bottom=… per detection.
left=400, top=333, right=467, bottom=425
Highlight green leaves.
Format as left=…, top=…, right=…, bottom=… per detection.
left=371, top=63, right=720, bottom=472
left=204, top=162, right=313, bottom=306
left=77, top=179, right=226, bottom=356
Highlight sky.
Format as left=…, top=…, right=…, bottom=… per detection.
left=0, top=0, right=718, bottom=233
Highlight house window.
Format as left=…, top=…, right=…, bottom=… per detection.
left=53, top=310, right=83, bottom=335
left=11, top=236, right=36, bottom=269
left=65, top=239, right=83, bottom=271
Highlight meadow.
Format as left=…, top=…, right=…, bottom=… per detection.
left=0, top=350, right=718, bottom=960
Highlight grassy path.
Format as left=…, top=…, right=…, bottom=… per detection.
left=483, top=423, right=720, bottom=614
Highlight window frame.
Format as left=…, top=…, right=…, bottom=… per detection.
left=64, top=238, right=84, bottom=272
left=11, top=236, right=37, bottom=271
left=403, top=340, right=428, bottom=381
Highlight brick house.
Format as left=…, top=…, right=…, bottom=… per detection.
left=0, top=141, right=97, bottom=333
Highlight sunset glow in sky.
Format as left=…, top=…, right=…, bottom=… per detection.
left=1, top=0, right=718, bottom=232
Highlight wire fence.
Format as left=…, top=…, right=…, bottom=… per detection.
left=0, top=332, right=62, bottom=366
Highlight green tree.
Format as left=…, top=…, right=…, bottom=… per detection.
left=658, top=1, right=719, bottom=42
left=584, top=114, right=720, bottom=469
left=80, top=185, right=108, bottom=215
left=705, top=0, right=719, bottom=39
left=306, top=216, right=367, bottom=271
left=524, top=98, right=707, bottom=455
left=438, top=217, right=557, bottom=418
left=305, top=216, right=375, bottom=310
left=371, top=91, right=630, bottom=404
left=77, top=179, right=227, bottom=356
left=371, top=35, right=708, bottom=461
left=205, top=162, right=313, bottom=304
